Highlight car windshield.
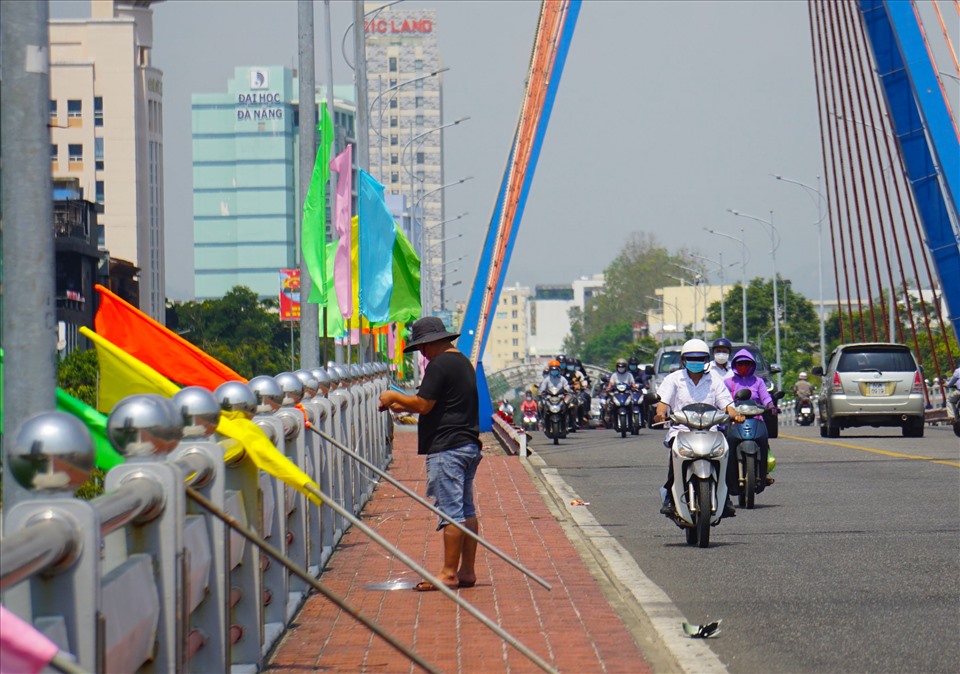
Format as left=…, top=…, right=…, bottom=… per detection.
left=837, top=347, right=915, bottom=373
left=658, top=350, right=681, bottom=373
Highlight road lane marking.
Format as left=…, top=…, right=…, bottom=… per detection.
left=528, top=455, right=728, bottom=674
left=779, top=434, right=960, bottom=467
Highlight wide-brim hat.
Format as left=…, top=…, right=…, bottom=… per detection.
left=404, top=316, right=460, bottom=352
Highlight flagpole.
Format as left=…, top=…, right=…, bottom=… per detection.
left=323, top=0, right=338, bottom=366
left=298, top=0, right=320, bottom=369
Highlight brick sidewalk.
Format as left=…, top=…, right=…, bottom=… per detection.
left=267, top=428, right=651, bottom=673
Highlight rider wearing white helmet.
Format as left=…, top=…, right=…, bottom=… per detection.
left=791, top=371, right=815, bottom=414
left=653, top=338, right=744, bottom=517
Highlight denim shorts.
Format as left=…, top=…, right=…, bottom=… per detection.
left=425, top=444, right=482, bottom=530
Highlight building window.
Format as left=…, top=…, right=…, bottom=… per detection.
left=391, top=171, right=400, bottom=183
left=512, top=338, right=519, bottom=346
left=390, top=116, right=398, bottom=128
left=415, top=151, right=424, bottom=164
left=513, top=352, right=519, bottom=360
left=389, top=98, right=398, bottom=109
left=415, top=59, right=423, bottom=71
left=512, top=295, right=518, bottom=305
left=415, top=96, right=424, bottom=109
left=512, top=324, right=518, bottom=333
left=389, top=57, right=397, bottom=72
left=68, top=144, right=83, bottom=162
left=94, top=97, right=103, bottom=127
left=49, top=99, right=57, bottom=118
left=512, top=310, right=518, bottom=318
left=67, top=100, right=82, bottom=117
left=95, top=137, right=104, bottom=170
left=51, top=144, right=58, bottom=161
left=95, top=180, right=104, bottom=204
left=416, top=114, right=424, bottom=126
left=390, top=153, right=398, bottom=165
left=390, top=135, right=398, bottom=146
left=416, top=169, right=424, bottom=181
left=389, top=78, right=397, bottom=88
left=415, top=79, right=424, bottom=91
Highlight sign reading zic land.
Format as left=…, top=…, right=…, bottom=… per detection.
left=365, top=17, right=433, bottom=33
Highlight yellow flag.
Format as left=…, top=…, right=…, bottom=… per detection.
left=80, top=327, right=321, bottom=505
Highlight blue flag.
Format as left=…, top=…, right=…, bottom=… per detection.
left=357, top=170, right=398, bottom=322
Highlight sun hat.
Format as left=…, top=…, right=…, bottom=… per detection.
left=403, top=316, right=460, bottom=352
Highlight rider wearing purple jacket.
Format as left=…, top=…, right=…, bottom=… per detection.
left=725, top=349, right=776, bottom=491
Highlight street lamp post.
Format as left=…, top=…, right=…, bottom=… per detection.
left=705, top=227, right=750, bottom=342
left=690, top=252, right=738, bottom=338
left=415, top=177, right=473, bottom=315
left=666, top=271, right=700, bottom=339
left=369, top=67, right=449, bottom=180
left=728, top=208, right=782, bottom=391
left=774, top=173, right=828, bottom=367
left=674, top=262, right=710, bottom=339
left=645, top=294, right=682, bottom=343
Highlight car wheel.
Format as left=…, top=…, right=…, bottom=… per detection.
left=902, top=419, right=924, bottom=438
left=826, top=419, right=840, bottom=438
left=819, top=422, right=829, bottom=438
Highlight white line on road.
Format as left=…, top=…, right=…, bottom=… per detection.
left=535, top=461, right=729, bottom=674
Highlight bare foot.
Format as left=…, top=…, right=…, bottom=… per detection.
left=457, top=573, right=477, bottom=588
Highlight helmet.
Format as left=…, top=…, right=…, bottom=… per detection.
left=615, top=358, right=628, bottom=371
left=628, top=356, right=639, bottom=365
left=548, top=359, right=561, bottom=368
left=557, top=354, right=568, bottom=365
left=600, top=373, right=610, bottom=383
left=798, top=372, right=808, bottom=380
left=712, top=338, right=732, bottom=352
left=681, top=339, right=710, bottom=359
left=566, top=360, right=576, bottom=370
left=575, top=358, right=583, bottom=368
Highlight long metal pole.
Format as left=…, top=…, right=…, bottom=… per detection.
left=299, top=483, right=557, bottom=673
left=770, top=211, right=783, bottom=389
left=298, top=0, right=320, bottom=369
left=353, top=0, right=370, bottom=363
left=741, top=229, right=748, bottom=342
left=186, top=487, right=440, bottom=674
left=817, top=176, right=827, bottom=365
left=1, top=0, right=56, bottom=509
left=323, top=0, right=338, bottom=366
left=719, top=252, right=726, bottom=338
left=308, top=425, right=552, bottom=590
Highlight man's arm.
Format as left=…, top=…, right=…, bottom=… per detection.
left=378, top=390, right=436, bottom=415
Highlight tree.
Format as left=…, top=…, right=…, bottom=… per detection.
left=57, top=347, right=98, bottom=406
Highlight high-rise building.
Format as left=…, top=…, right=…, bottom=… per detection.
left=192, top=67, right=356, bottom=299
left=49, top=0, right=166, bottom=320
left=363, top=4, right=446, bottom=314
left=486, top=284, right=533, bottom=372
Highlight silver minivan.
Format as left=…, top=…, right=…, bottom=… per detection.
left=812, top=343, right=925, bottom=438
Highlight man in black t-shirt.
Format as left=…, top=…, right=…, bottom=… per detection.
left=378, top=316, right=481, bottom=591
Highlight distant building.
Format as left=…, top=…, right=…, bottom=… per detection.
left=485, top=285, right=532, bottom=372
left=192, top=67, right=356, bottom=299
left=646, top=282, right=724, bottom=342
left=364, top=3, right=447, bottom=313
left=49, top=0, right=166, bottom=320
left=526, top=275, right=605, bottom=361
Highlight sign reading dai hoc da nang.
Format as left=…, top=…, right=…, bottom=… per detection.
left=237, top=68, right=283, bottom=121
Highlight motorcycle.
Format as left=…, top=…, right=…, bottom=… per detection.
left=948, top=390, right=960, bottom=437
left=541, top=386, right=568, bottom=445
left=521, top=408, right=539, bottom=433
left=727, top=390, right=769, bottom=510
left=566, top=393, right=579, bottom=433
left=630, top=387, right=646, bottom=435
left=577, top=390, right=592, bottom=427
left=795, top=396, right=815, bottom=426
left=608, top=382, right=633, bottom=438
left=648, top=393, right=732, bottom=548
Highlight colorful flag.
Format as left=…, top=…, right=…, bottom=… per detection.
left=93, top=284, right=245, bottom=389
left=79, top=327, right=321, bottom=505
left=302, top=102, right=334, bottom=303
left=55, top=388, right=125, bottom=470
left=357, top=170, right=397, bottom=323
left=330, top=144, right=354, bottom=318
left=278, top=269, right=301, bottom=321
left=388, top=223, right=421, bottom=323
left=0, top=606, right=59, bottom=674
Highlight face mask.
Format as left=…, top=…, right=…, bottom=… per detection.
left=629, top=365, right=637, bottom=371
left=714, top=352, right=730, bottom=365
left=550, top=369, right=560, bottom=377
left=685, top=360, right=706, bottom=374
left=735, top=363, right=752, bottom=376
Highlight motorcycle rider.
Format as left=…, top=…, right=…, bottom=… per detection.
left=606, top=359, right=637, bottom=429
left=945, top=366, right=960, bottom=420
left=724, top=349, right=777, bottom=491
left=538, top=359, right=572, bottom=428
left=565, top=360, right=590, bottom=426
left=791, top=372, right=815, bottom=415
left=520, top=390, right=539, bottom=422
left=709, top=338, right=734, bottom=379
left=627, top=356, right=649, bottom=427
left=653, top=339, right=744, bottom=516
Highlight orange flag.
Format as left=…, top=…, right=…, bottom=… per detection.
left=93, top=284, right=246, bottom=390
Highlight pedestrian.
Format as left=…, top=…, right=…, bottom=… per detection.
left=378, top=316, right=482, bottom=591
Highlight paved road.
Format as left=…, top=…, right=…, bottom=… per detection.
left=528, top=421, right=960, bottom=673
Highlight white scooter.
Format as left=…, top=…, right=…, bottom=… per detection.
left=648, top=393, right=732, bottom=548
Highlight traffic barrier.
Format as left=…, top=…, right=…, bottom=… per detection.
left=491, top=413, right=528, bottom=457
left=0, top=365, right=395, bottom=673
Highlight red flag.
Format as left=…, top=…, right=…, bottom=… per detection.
left=93, top=284, right=246, bottom=389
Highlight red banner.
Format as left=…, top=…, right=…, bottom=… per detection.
left=279, top=269, right=301, bottom=321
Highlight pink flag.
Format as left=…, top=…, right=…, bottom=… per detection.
left=0, top=606, right=59, bottom=674
left=387, top=323, right=396, bottom=359
left=330, top=145, right=353, bottom=319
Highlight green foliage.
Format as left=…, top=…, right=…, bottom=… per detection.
left=166, top=286, right=313, bottom=378
left=57, top=347, right=98, bottom=406
left=564, top=233, right=695, bottom=364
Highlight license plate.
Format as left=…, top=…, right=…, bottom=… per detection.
left=867, top=382, right=889, bottom=396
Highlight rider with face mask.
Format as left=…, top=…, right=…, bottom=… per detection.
left=538, top=359, right=572, bottom=427
left=653, top=339, right=744, bottom=516
left=710, top=338, right=734, bottom=379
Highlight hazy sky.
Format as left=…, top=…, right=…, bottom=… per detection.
left=48, top=0, right=957, bottom=307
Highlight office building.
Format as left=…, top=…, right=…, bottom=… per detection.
left=485, top=284, right=532, bottom=372
left=192, top=67, right=356, bottom=299
left=49, top=0, right=166, bottom=320
left=363, top=4, right=447, bottom=313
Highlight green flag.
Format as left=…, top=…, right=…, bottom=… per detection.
left=55, top=388, right=125, bottom=470
left=388, top=223, right=422, bottom=324
left=303, top=102, right=334, bottom=303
